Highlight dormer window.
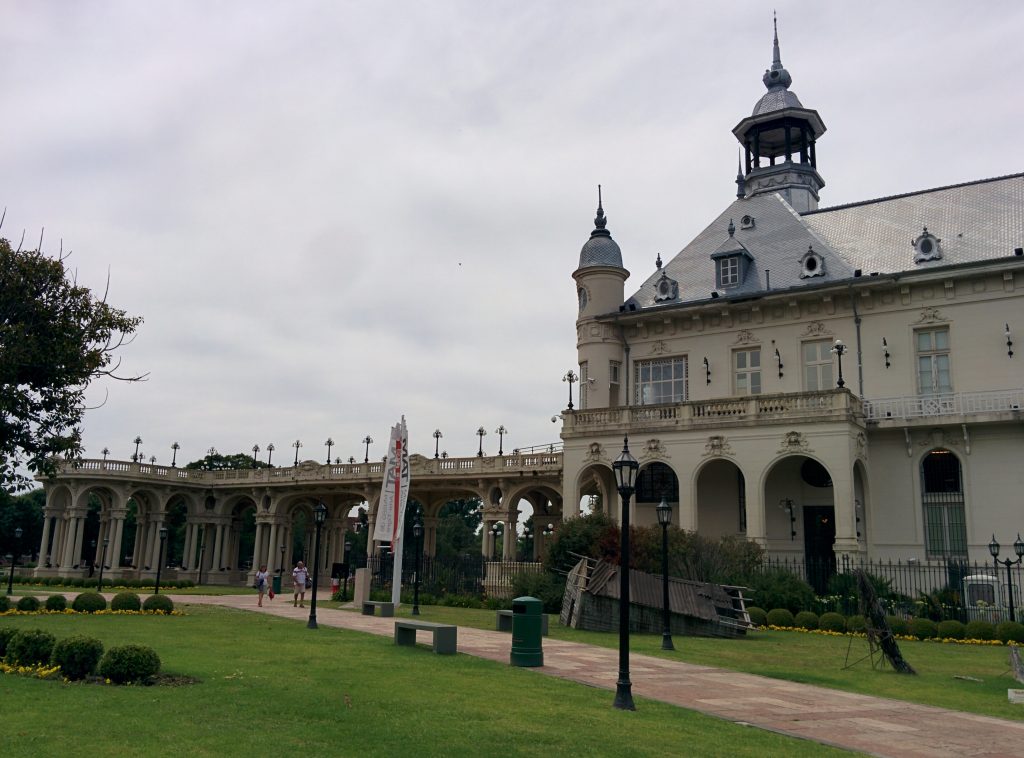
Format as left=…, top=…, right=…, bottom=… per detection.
left=913, top=227, right=942, bottom=263
left=799, top=245, right=825, bottom=278
left=719, top=257, right=741, bottom=286
left=654, top=271, right=679, bottom=302
left=740, top=215, right=755, bottom=230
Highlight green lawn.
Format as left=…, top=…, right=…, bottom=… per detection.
left=323, top=601, right=1024, bottom=722
left=0, top=605, right=856, bottom=757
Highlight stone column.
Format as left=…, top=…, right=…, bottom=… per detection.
left=744, top=476, right=767, bottom=548
left=181, top=523, right=194, bottom=570
left=38, top=515, right=54, bottom=567
left=831, top=466, right=859, bottom=560
left=211, top=523, right=224, bottom=571
left=252, top=522, right=265, bottom=570
left=267, top=522, right=280, bottom=574
left=71, top=514, right=86, bottom=568
left=109, top=512, right=126, bottom=571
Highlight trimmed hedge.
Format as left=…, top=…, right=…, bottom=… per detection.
left=99, top=644, right=161, bottom=684
left=997, top=621, right=1024, bottom=644
left=766, top=608, right=795, bottom=627
left=845, top=615, right=867, bottom=633
left=937, top=620, right=966, bottom=639
left=909, top=617, right=937, bottom=640
left=818, top=612, right=846, bottom=633
left=886, top=615, right=910, bottom=636
left=72, top=592, right=107, bottom=613
left=51, top=635, right=104, bottom=680
left=111, top=592, right=142, bottom=611
left=4, top=628, right=56, bottom=666
left=142, top=594, right=174, bottom=613
left=794, top=611, right=819, bottom=630
left=964, top=620, right=996, bottom=641
left=45, top=595, right=67, bottom=611
left=0, top=627, right=17, bottom=656
left=746, top=606, right=768, bottom=627
left=16, top=596, right=40, bottom=612
left=0, top=596, right=10, bottom=613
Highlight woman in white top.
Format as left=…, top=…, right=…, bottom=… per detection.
left=255, top=565, right=270, bottom=607
left=292, top=561, right=308, bottom=607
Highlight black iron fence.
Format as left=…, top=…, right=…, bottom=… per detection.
left=355, top=554, right=541, bottom=599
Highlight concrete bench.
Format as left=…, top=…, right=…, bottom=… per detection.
left=394, top=620, right=457, bottom=655
left=496, top=609, right=549, bottom=635
left=362, top=601, right=395, bottom=617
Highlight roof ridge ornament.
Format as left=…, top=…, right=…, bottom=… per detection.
left=728, top=218, right=736, bottom=237
left=763, top=12, right=793, bottom=92
left=591, top=184, right=610, bottom=238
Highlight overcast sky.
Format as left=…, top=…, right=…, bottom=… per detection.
left=3, top=1, right=1022, bottom=467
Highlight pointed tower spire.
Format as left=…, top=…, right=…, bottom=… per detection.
left=735, top=149, right=746, bottom=198
left=763, top=11, right=792, bottom=91
left=576, top=184, right=623, bottom=270
left=592, top=184, right=609, bottom=236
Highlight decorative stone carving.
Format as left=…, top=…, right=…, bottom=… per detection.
left=733, top=329, right=759, bottom=345
left=919, top=428, right=960, bottom=450
left=801, top=320, right=833, bottom=337
left=650, top=340, right=670, bottom=355
left=583, top=442, right=609, bottom=464
left=914, top=306, right=947, bottom=324
left=641, top=438, right=668, bottom=460
left=702, top=435, right=734, bottom=458
left=777, top=430, right=812, bottom=455
left=854, top=432, right=867, bottom=461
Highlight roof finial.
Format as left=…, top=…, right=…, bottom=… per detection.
left=728, top=218, right=736, bottom=237
left=594, top=184, right=607, bottom=231
left=735, top=149, right=745, bottom=198
left=763, top=12, right=792, bottom=91
left=773, top=10, right=780, bottom=67
left=655, top=253, right=662, bottom=269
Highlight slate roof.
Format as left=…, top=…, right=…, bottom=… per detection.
left=752, top=87, right=803, bottom=116
left=625, top=173, right=1024, bottom=311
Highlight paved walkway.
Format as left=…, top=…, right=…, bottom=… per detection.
left=163, top=593, right=1024, bottom=758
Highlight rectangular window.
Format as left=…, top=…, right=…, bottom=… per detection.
left=609, top=361, right=621, bottom=408
left=922, top=450, right=967, bottom=559
left=635, top=357, right=687, bottom=405
left=733, top=348, right=762, bottom=395
left=916, top=327, right=952, bottom=394
left=737, top=470, right=747, bottom=533
left=718, top=257, right=740, bottom=287
left=802, top=340, right=834, bottom=391
left=579, top=362, right=588, bottom=410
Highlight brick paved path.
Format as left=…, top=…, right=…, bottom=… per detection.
left=156, top=594, right=1024, bottom=756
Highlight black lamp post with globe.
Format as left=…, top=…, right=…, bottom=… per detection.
left=989, top=534, right=1024, bottom=623
left=5, top=527, right=23, bottom=596
left=98, top=537, right=110, bottom=594
left=412, top=515, right=424, bottom=616
left=656, top=496, right=674, bottom=651
left=308, top=502, right=328, bottom=629
left=611, top=436, right=638, bottom=711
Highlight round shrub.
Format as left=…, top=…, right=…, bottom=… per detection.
left=964, top=620, right=996, bottom=641
left=794, top=611, right=819, bottom=630
left=937, top=620, right=966, bottom=639
left=45, top=594, right=67, bottom=611
left=0, top=627, right=18, bottom=656
left=142, top=594, right=174, bottom=613
left=886, top=615, right=910, bottom=636
left=0, top=595, right=10, bottom=613
left=111, top=592, right=142, bottom=611
left=51, top=635, right=104, bottom=680
left=996, top=621, right=1024, bottom=644
left=69, top=578, right=85, bottom=588
left=766, top=608, right=795, bottom=628
left=817, top=612, right=845, bottom=632
left=4, top=628, right=57, bottom=666
left=845, top=615, right=867, bottom=633
left=72, top=592, right=107, bottom=613
left=746, top=606, right=768, bottom=627
left=16, top=596, right=40, bottom=612
left=746, top=570, right=815, bottom=614
left=99, top=644, right=161, bottom=684
left=909, top=617, right=937, bottom=640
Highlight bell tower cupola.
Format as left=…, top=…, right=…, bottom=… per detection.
left=732, top=16, right=827, bottom=212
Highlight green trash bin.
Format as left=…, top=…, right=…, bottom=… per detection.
left=510, top=596, right=544, bottom=667
left=272, top=575, right=282, bottom=595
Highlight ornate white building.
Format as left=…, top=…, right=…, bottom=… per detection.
left=562, top=24, right=1024, bottom=582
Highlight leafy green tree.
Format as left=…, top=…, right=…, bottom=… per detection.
left=0, top=488, right=44, bottom=562
left=434, top=498, right=482, bottom=560
left=1, top=235, right=143, bottom=491
left=184, top=452, right=272, bottom=471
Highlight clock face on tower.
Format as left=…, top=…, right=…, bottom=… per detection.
left=578, top=287, right=588, bottom=312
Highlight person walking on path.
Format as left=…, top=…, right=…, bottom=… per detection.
left=255, top=565, right=270, bottom=607
left=292, top=560, right=308, bottom=607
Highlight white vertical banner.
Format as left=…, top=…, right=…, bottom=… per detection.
left=373, top=417, right=410, bottom=606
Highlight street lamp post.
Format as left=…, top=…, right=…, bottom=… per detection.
left=611, top=436, right=639, bottom=710
left=171, top=442, right=180, bottom=467
left=433, top=429, right=442, bottom=459
left=251, top=444, right=260, bottom=468
left=342, top=540, right=352, bottom=601
left=308, top=502, right=328, bottom=629
left=293, top=439, right=302, bottom=466
left=266, top=443, right=275, bottom=466
left=362, top=436, right=373, bottom=463
left=5, top=527, right=22, bottom=596
left=280, top=544, right=286, bottom=581
left=98, top=537, right=109, bottom=594
left=101, top=447, right=110, bottom=461
left=832, top=339, right=847, bottom=388
left=563, top=370, right=578, bottom=411
left=656, top=496, right=674, bottom=651
left=490, top=522, right=503, bottom=560
left=412, top=515, right=424, bottom=616
left=132, top=436, right=142, bottom=462
left=495, top=425, right=507, bottom=456
left=476, top=427, right=487, bottom=457
left=325, top=438, right=334, bottom=464
left=154, top=527, right=168, bottom=594
left=989, top=534, right=1024, bottom=623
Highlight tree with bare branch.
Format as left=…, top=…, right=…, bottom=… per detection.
left=0, top=232, right=143, bottom=490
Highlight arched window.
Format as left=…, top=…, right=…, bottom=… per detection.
left=635, top=462, right=679, bottom=504
left=921, top=449, right=966, bottom=559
